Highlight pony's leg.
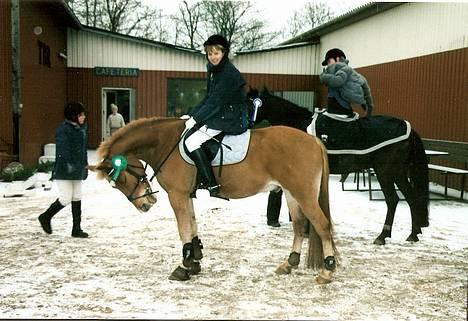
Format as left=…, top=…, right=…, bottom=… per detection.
left=394, top=173, right=422, bottom=242
left=285, top=191, right=336, bottom=284
left=167, top=192, right=203, bottom=281
left=374, top=171, right=399, bottom=245
left=275, top=194, right=306, bottom=275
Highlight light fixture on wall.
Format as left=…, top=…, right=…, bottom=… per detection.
left=58, top=49, right=67, bottom=60
left=33, top=26, right=42, bottom=35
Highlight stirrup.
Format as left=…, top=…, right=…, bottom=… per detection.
left=207, top=184, right=220, bottom=196
left=207, top=185, right=229, bottom=201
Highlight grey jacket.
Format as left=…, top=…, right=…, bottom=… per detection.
left=320, top=59, right=374, bottom=116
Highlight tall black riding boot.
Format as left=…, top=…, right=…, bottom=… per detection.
left=38, top=199, right=64, bottom=234
left=190, top=148, right=220, bottom=197
left=71, top=200, right=88, bottom=238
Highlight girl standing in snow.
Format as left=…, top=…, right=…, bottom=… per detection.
left=38, top=102, right=89, bottom=238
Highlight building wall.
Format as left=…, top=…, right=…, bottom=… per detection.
left=319, top=2, right=468, bottom=69
left=67, top=28, right=206, bottom=71
left=0, top=1, right=13, bottom=154
left=234, top=44, right=319, bottom=75
left=67, top=68, right=206, bottom=148
left=357, top=47, right=467, bottom=143
left=18, top=2, right=69, bottom=165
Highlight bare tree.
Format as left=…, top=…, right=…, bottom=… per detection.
left=200, top=1, right=278, bottom=51
left=173, top=0, right=204, bottom=49
left=285, top=2, right=333, bottom=38
left=65, top=0, right=167, bottom=40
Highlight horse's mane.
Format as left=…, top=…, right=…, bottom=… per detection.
left=261, top=89, right=313, bottom=118
left=97, top=117, right=178, bottom=160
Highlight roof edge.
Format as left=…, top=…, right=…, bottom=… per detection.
left=80, top=25, right=204, bottom=55
left=235, top=41, right=319, bottom=55
left=281, top=2, right=404, bottom=45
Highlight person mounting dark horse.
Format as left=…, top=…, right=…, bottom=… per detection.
left=320, top=48, right=374, bottom=118
left=247, top=49, right=430, bottom=245
left=184, top=34, right=248, bottom=198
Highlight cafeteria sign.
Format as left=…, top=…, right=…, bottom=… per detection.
left=95, top=67, right=139, bottom=77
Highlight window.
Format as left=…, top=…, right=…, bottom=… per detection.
left=38, top=40, right=51, bottom=68
left=167, top=78, right=206, bottom=117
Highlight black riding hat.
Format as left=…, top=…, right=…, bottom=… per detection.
left=321, top=48, right=346, bottom=66
left=203, top=34, right=230, bottom=53
left=64, top=102, right=86, bottom=122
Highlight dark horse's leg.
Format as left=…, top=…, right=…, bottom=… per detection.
left=373, top=169, right=399, bottom=245
left=394, top=173, right=422, bottom=242
left=267, top=189, right=283, bottom=227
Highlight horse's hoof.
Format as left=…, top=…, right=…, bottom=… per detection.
left=275, top=261, right=292, bottom=275
left=373, top=237, right=386, bottom=245
left=315, top=270, right=332, bottom=284
left=189, top=261, right=201, bottom=275
left=406, top=234, right=419, bottom=242
left=169, top=266, right=191, bottom=281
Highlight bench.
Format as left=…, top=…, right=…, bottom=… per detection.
left=427, top=164, right=468, bottom=200
left=422, top=139, right=468, bottom=200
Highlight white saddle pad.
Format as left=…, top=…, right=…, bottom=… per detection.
left=179, top=130, right=251, bottom=166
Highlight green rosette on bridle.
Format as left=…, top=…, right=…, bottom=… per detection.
left=110, top=155, right=127, bottom=182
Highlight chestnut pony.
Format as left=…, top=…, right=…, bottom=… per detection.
left=89, top=117, right=337, bottom=283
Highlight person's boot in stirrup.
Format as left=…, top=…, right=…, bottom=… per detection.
left=190, top=148, right=220, bottom=197
left=71, top=200, right=88, bottom=238
left=38, top=199, right=65, bottom=234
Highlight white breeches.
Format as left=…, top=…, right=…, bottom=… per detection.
left=56, top=180, right=82, bottom=206
left=184, top=125, right=222, bottom=152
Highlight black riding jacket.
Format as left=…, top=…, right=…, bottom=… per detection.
left=189, top=56, right=248, bottom=134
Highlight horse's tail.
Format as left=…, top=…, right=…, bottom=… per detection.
left=307, top=138, right=337, bottom=269
left=408, top=130, right=430, bottom=227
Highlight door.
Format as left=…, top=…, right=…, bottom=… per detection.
left=101, top=88, right=135, bottom=141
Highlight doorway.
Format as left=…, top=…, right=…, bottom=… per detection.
left=101, top=88, right=135, bottom=141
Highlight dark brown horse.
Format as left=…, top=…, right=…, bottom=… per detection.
left=89, top=117, right=338, bottom=283
left=247, top=88, right=429, bottom=245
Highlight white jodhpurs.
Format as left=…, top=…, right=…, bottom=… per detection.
left=55, top=180, right=82, bottom=206
left=184, top=125, right=222, bottom=153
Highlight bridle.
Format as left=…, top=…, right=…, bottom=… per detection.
left=105, top=158, right=159, bottom=202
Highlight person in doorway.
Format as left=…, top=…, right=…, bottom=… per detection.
left=184, top=34, right=248, bottom=198
left=106, top=103, right=125, bottom=136
left=319, top=48, right=374, bottom=117
left=38, top=102, right=89, bottom=238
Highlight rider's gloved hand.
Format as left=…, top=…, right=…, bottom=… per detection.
left=185, top=117, right=197, bottom=130
left=179, top=114, right=190, bottom=120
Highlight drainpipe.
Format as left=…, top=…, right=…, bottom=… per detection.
left=11, top=0, right=21, bottom=157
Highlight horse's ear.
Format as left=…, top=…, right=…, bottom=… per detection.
left=263, top=86, right=270, bottom=94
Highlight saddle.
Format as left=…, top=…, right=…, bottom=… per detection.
left=179, top=129, right=251, bottom=166
left=307, top=111, right=411, bottom=154
left=179, top=129, right=251, bottom=198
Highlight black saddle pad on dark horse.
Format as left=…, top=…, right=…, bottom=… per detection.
left=307, top=111, right=411, bottom=154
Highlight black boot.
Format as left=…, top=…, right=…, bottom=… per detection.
left=190, top=148, right=221, bottom=198
left=38, top=199, right=64, bottom=234
left=71, top=200, right=88, bottom=238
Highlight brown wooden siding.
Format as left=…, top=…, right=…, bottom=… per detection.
left=0, top=1, right=13, bottom=154
left=66, top=68, right=206, bottom=148
left=18, top=2, right=68, bottom=165
left=355, top=47, right=467, bottom=142
left=243, top=73, right=318, bottom=92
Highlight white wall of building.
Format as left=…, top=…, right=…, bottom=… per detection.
left=319, top=2, right=468, bottom=68
left=67, top=28, right=206, bottom=71
left=233, top=44, right=319, bottom=75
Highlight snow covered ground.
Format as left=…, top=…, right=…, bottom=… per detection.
left=0, top=151, right=466, bottom=320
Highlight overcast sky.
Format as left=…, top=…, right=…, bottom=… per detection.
left=143, top=0, right=371, bottom=33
